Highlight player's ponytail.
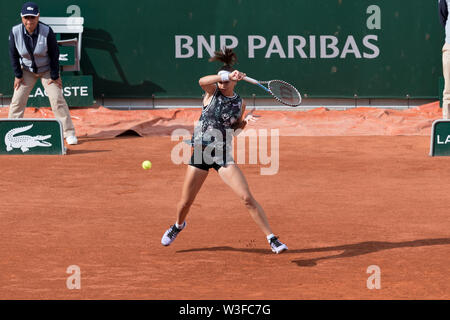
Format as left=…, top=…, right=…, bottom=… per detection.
left=209, top=47, right=237, bottom=72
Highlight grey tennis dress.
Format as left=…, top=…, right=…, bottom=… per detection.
left=189, top=87, right=243, bottom=171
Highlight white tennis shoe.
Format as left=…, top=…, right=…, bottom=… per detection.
left=66, top=136, right=78, bottom=145
left=161, top=222, right=186, bottom=246
left=269, top=236, right=288, bottom=254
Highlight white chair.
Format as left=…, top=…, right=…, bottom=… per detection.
left=39, top=17, right=84, bottom=71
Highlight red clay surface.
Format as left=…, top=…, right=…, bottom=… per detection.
left=0, top=104, right=449, bottom=299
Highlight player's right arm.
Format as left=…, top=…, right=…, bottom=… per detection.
left=199, top=75, right=221, bottom=92
left=199, top=71, right=245, bottom=105
left=199, top=75, right=221, bottom=105
left=198, top=70, right=245, bottom=91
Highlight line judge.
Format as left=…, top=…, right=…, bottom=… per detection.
left=8, top=2, right=77, bottom=145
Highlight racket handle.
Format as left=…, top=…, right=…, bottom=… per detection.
left=243, top=76, right=259, bottom=84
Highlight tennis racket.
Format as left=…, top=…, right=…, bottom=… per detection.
left=243, top=76, right=302, bottom=107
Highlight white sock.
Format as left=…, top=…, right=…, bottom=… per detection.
left=175, top=222, right=185, bottom=229
left=266, top=233, right=275, bottom=241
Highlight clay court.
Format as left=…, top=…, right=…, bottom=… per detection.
left=0, top=104, right=449, bottom=300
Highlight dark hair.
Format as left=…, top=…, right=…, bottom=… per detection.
left=209, top=47, right=237, bottom=72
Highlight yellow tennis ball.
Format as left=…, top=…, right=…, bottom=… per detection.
left=142, top=160, right=152, bottom=170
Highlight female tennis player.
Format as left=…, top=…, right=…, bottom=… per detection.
left=161, top=48, right=288, bottom=254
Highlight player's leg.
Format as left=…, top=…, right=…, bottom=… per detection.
left=442, top=43, right=450, bottom=119
left=218, top=163, right=272, bottom=234
left=176, top=165, right=209, bottom=225
left=40, top=72, right=77, bottom=143
left=8, top=70, right=38, bottom=118
left=161, top=165, right=208, bottom=246
left=217, top=163, right=287, bottom=253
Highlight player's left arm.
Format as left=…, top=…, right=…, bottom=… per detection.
left=232, top=101, right=260, bottom=135
left=232, top=101, right=247, bottom=132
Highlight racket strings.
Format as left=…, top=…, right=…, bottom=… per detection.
left=268, top=80, right=302, bottom=107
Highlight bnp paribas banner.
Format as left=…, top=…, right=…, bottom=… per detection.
left=0, top=0, right=442, bottom=99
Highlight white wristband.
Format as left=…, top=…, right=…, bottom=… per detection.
left=220, top=72, right=230, bottom=82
